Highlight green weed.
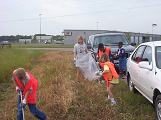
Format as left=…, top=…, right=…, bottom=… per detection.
left=11, top=43, right=73, bottom=48
left=0, top=47, right=44, bottom=117
left=0, top=51, right=156, bottom=119
left=0, top=47, right=44, bottom=83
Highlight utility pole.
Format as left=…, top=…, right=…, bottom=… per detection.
left=39, top=14, right=41, bottom=43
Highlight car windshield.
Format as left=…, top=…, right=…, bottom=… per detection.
left=156, top=46, right=161, bottom=69
left=93, top=35, right=128, bottom=47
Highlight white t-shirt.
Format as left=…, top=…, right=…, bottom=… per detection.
left=12, top=70, right=33, bottom=92
left=73, top=43, right=87, bottom=60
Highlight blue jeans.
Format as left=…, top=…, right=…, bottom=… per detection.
left=119, top=57, right=127, bottom=70
left=17, top=95, right=46, bottom=120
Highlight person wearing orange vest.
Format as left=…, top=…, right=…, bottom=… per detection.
left=98, top=43, right=113, bottom=63
left=12, top=68, right=46, bottom=120
left=97, top=43, right=113, bottom=84
left=95, top=53, right=119, bottom=106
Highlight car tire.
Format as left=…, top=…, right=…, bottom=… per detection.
left=155, top=95, right=161, bottom=120
left=128, top=74, right=137, bottom=93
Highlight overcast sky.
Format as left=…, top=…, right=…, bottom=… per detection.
left=0, top=0, right=161, bottom=36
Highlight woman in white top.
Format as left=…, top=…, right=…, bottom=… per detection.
left=73, top=36, right=89, bottom=83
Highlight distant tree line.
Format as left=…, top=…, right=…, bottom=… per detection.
left=52, top=35, right=64, bottom=41
left=0, top=35, right=31, bottom=42
left=0, top=34, right=64, bottom=42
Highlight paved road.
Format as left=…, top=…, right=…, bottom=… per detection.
left=24, top=48, right=73, bottom=52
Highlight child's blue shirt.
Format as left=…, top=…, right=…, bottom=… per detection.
left=118, top=46, right=126, bottom=59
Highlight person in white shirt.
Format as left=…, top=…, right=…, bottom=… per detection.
left=73, top=36, right=89, bottom=83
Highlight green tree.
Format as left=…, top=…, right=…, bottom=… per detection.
left=25, top=35, right=27, bottom=45
left=61, top=31, right=66, bottom=39
left=126, top=32, right=131, bottom=42
left=50, top=35, right=54, bottom=43
left=7, top=38, right=10, bottom=41
left=33, top=35, right=37, bottom=43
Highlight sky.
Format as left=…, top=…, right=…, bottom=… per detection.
left=0, top=0, right=161, bottom=36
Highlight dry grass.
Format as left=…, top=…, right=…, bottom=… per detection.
left=2, top=51, right=77, bottom=119
left=1, top=51, right=156, bottom=120
left=33, top=51, right=77, bottom=118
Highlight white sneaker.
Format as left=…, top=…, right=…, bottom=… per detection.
left=105, top=97, right=110, bottom=101
left=101, top=80, right=105, bottom=84
left=98, top=80, right=101, bottom=84
left=122, top=76, right=127, bottom=79
left=111, top=101, right=116, bottom=106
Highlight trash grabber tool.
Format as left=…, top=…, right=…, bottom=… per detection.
left=20, top=91, right=25, bottom=120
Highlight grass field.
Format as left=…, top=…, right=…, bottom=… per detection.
left=0, top=47, right=44, bottom=83
left=11, top=43, right=74, bottom=48
left=0, top=47, right=44, bottom=116
left=0, top=48, right=156, bottom=119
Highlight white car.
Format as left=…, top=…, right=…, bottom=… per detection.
left=1, top=41, right=10, bottom=45
left=127, top=41, right=161, bottom=119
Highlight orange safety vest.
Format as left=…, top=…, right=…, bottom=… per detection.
left=99, top=47, right=111, bottom=57
left=136, top=56, right=141, bottom=63
left=101, top=62, right=119, bottom=86
left=14, top=71, right=38, bottom=104
left=133, top=56, right=141, bottom=63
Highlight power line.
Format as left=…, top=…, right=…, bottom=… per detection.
left=0, top=0, right=152, bottom=17
left=1, top=4, right=161, bottom=22
left=0, top=0, right=159, bottom=17
left=0, top=0, right=114, bottom=17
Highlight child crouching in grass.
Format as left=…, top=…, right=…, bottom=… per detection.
left=96, top=53, right=119, bottom=106
left=12, top=68, right=46, bottom=120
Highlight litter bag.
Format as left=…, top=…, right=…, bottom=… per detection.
left=76, top=53, right=99, bottom=81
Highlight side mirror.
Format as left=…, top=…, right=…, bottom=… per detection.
left=138, top=61, right=152, bottom=71
left=131, top=42, right=136, bottom=46
left=87, top=45, right=92, bottom=49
